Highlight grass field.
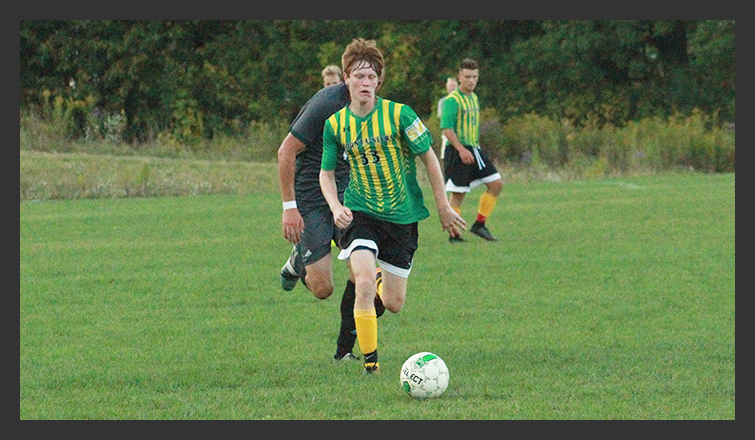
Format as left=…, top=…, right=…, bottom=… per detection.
left=19, top=172, right=735, bottom=419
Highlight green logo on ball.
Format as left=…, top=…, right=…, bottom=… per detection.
left=402, top=381, right=412, bottom=393
left=414, top=353, right=438, bottom=368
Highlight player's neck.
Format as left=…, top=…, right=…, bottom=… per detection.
left=349, top=99, right=376, bottom=117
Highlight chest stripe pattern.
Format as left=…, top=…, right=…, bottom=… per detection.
left=450, top=90, right=480, bottom=147
left=333, top=99, right=410, bottom=215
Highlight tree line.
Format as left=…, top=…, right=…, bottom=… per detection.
left=20, top=20, right=735, bottom=145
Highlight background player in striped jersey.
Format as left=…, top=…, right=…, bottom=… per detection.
left=437, top=76, right=458, bottom=161
left=440, top=58, right=504, bottom=242
left=320, top=38, right=466, bottom=374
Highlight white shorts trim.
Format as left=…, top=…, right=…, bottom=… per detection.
left=377, top=259, right=411, bottom=278
left=445, top=172, right=502, bottom=193
left=338, top=239, right=412, bottom=278
left=338, top=239, right=378, bottom=260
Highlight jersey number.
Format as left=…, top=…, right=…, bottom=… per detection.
left=360, top=150, right=380, bottom=166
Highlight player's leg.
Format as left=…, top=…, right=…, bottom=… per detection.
left=449, top=191, right=466, bottom=214
left=447, top=191, right=466, bottom=242
left=335, top=268, right=385, bottom=361
left=470, top=152, right=503, bottom=241
left=477, top=178, right=503, bottom=221
left=444, top=147, right=472, bottom=242
left=349, top=248, right=380, bottom=373
left=374, top=220, right=415, bottom=313
left=334, top=271, right=358, bottom=361
left=294, top=205, right=339, bottom=298
left=377, top=269, right=408, bottom=314
left=303, top=255, right=335, bottom=299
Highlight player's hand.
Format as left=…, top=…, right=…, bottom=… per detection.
left=282, top=208, right=305, bottom=244
left=332, top=205, right=353, bottom=230
left=439, top=205, right=466, bottom=237
left=458, top=148, right=475, bottom=165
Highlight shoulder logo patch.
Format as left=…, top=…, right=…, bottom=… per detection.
left=405, top=117, right=427, bottom=142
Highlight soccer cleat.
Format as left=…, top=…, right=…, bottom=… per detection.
left=280, top=246, right=300, bottom=291
left=470, top=221, right=498, bottom=241
left=363, top=351, right=379, bottom=374
left=448, top=235, right=465, bottom=243
left=375, top=268, right=385, bottom=317
left=334, top=352, right=360, bottom=362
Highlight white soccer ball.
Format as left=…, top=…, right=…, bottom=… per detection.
left=400, top=352, right=450, bottom=399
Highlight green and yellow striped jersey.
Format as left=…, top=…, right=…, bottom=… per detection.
left=322, top=97, right=433, bottom=224
left=439, top=89, right=480, bottom=147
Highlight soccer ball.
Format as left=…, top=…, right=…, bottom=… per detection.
left=400, top=352, right=449, bottom=399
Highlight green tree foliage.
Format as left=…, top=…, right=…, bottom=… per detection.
left=20, top=20, right=735, bottom=145
left=504, top=20, right=735, bottom=127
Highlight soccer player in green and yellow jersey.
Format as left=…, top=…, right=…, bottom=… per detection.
left=441, top=58, right=504, bottom=242
left=320, top=38, right=466, bottom=374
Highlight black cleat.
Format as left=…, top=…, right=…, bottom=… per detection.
left=470, top=222, right=498, bottom=241
left=363, top=351, right=379, bottom=374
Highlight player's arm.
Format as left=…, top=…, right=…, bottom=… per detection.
left=440, top=128, right=474, bottom=165
left=418, top=149, right=466, bottom=236
left=320, top=122, right=352, bottom=230
left=319, top=169, right=352, bottom=230
left=277, top=132, right=306, bottom=244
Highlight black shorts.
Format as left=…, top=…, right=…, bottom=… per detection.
left=297, top=204, right=341, bottom=267
left=443, top=145, right=501, bottom=192
left=338, top=210, right=418, bottom=278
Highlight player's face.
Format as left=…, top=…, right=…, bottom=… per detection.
left=446, top=79, right=458, bottom=94
left=323, top=74, right=341, bottom=87
left=345, top=62, right=379, bottom=106
left=458, top=68, right=479, bottom=94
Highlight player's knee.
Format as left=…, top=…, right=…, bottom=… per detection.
left=306, top=273, right=334, bottom=300
left=354, top=273, right=376, bottom=300
left=450, top=192, right=466, bottom=207
left=355, top=277, right=375, bottom=295
left=383, top=296, right=404, bottom=314
left=310, top=284, right=334, bottom=300
left=487, top=179, right=503, bottom=196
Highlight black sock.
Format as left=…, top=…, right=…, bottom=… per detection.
left=374, top=293, right=385, bottom=318
left=295, top=255, right=308, bottom=288
left=299, top=266, right=308, bottom=288
left=335, top=280, right=356, bottom=357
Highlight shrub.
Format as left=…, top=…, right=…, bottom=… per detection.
left=499, top=112, right=571, bottom=167
left=20, top=96, right=735, bottom=191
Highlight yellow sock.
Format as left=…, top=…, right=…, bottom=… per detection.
left=354, top=308, right=378, bottom=356
left=478, top=191, right=498, bottom=220
left=375, top=268, right=383, bottom=300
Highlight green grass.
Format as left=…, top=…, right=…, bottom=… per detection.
left=19, top=173, right=735, bottom=419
